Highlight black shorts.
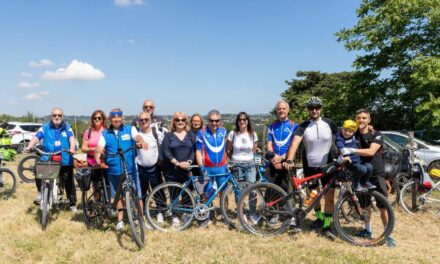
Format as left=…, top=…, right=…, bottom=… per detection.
left=303, top=166, right=335, bottom=189
left=269, top=163, right=290, bottom=192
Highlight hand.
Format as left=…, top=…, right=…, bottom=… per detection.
left=273, top=163, right=283, bottom=170
left=283, top=160, right=295, bottom=170
left=272, top=154, right=283, bottom=164
left=23, top=146, right=31, bottom=153
left=341, top=148, right=356, bottom=156
left=199, top=166, right=206, bottom=176
left=179, top=161, right=190, bottom=169
left=69, top=148, right=76, bottom=155
left=137, top=141, right=148, bottom=150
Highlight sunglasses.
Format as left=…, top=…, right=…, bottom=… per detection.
left=238, top=118, right=248, bottom=122
left=209, top=119, right=221, bottom=123
left=143, top=105, right=154, bottom=110
left=175, top=118, right=187, bottom=123
left=308, top=106, right=322, bottom=111
left=139, top=118, right=150, bottom=123
left=93, top=116, right=103, bottom=121
left=110, top=111, right=123, bottom=117
left=52, top=114, right=62, bottom=118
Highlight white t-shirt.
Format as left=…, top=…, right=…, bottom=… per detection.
left=97, top=126, right=139, bottom=147
left=135, top=130, right=159, bottom=167
left=227, top=130, right=258, bottom=162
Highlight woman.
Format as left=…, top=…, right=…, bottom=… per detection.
left=226, top=112, right=258, bottom=183
left=190, top=113, right=204, bottom=133
left=160, top=112, right=196, bottom=226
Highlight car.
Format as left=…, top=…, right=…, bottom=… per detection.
left=7, top=122, right=42, bottom=153
left=382, top=131, right=440, bottom=173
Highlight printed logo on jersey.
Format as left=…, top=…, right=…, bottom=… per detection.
left=121, top=134, right=130, bottom=141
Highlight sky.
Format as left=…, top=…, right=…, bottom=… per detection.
left=0, top=0, right=361, bottom=117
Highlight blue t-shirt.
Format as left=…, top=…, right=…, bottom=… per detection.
left=336, top=131, right=360, bottom=163
left=196, top=126, right=227, bottom=167
left=267, top=119, right=298, bottom=156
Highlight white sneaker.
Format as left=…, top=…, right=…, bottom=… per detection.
left=172, top=217, right=180, bottom=228
left=144, top=219, right=153, bottom=230
left=116, top=221, right=124, bottom=231
left=250, top=214, right=261, bottom=225
left=156, top=213, right=164, bottom=224
left=70, top=206, right=78, bottom=214
left=268, top=215, right=279, bottom=226
left=34, top=192, right=42, bottom=204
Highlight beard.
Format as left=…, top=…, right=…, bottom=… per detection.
left=357, top=123, right=367, bottom=130
left=52, top=119, right=62, bottom=126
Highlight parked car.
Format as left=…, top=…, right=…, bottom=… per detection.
left=382, top=131, right=440, bottom=173
left=7, top=122, right=42, bottom=153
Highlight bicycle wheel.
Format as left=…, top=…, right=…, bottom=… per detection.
left=0, top=168, right=17, bottom=199
left=333, top=190, right=395, bottom=246
left=81, top=189, right=105, bottom=229
left=386, top=177, right=399, bottom=207
left=220, top=181, right=250, bottom=229
left=395, top=172, right=411, bottom=189
left=125, top=186, right=145, bottom=249
left=400, top=181, right=440, bottom=215
left=40, top=183, right=50, bottom=231
left=145, top=182, right=195, bottom=232
left=238, top=182, right=291, bottom=236
left=17, top=154, right=38, bottom=183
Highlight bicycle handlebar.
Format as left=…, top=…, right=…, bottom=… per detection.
left=105, top=145, right=138, bottom=157
left=34, top=148, right=71, bottom=156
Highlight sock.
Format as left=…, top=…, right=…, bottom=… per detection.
left=323, top=213, right=332, bottom=229
left=365, top=222, right=372, bottom=232
left=315, top=209, right=323, bottom=221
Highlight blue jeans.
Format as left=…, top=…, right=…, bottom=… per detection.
left=349, top=161, right=373, bottom=186
left=232, top=161, right=256, bottom=183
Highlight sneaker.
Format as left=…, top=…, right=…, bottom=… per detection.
left=34, top=192, right=42, bottom=204
left=116, top=221, right=124, bottom=231
left=70, top=206, right=78, bottom=214
left=354, top=182, right=363, bottom=192
left=290, top=217, right=301, bottom=232
left=386, top=236, right=396, bottom=247
left=321, top=228, right=337, bottom=241
left=364, top=182, right=376, bottom=190
left=156, top=213, right=164, bottom=224
left=355, top=229, right=373, bottom=239
left=250, top=214, right=261, bottom=225
left=172, top=217, right=180, bottom=228
left=268, top=215, right=279, bottom=226
left=310, top=218, right=323, bottom=230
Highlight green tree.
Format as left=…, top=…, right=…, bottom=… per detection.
left=336, top=0, right=440, bottom=131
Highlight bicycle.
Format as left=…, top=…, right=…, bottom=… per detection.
left=17, top=144, right=42, bottom=183
left=145, top=164, right=249, bottom=231
left=82, top=145, right=145, bottom=249
left=0, top=152, right=17, bottom=199
left=237, top=161, right=395, bottom=247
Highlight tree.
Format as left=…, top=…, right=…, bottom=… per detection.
left=336, top=0, right=440, bottom=131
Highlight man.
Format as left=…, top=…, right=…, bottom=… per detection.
left=132, top=99, right=167, bottom=142
left=284, top=97, right=338, bottom=239
left=25, top=108, right=78, bottom=213
left=344, top=108, right=396, bottom=246
left=95, top=108, right=147, bottom=231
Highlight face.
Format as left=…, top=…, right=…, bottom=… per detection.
left=92, top=113, right=104, bottom=128
left=191, top=116, right=202, bottom=130
left=142, top=101, right=155, bottom=115
left=208, top=114, right=221, bottom=131
left=109, top=111, right=123, bottom=128
left=174, top=114, right=187, bottom=131
left=138, top=113, right=151, bottom=129
left=276, top=103, right=289, bottom=120
left=342, top=127, right=355, bottom=138
left=51, top=109, right=63, bottom=126
left=308, top=105, right=322, bottom=120
left=355, top=112, right=371, bottom=130
left=238, top=115, right=248, bottom=129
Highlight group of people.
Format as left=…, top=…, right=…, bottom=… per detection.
left=23, top=96, right=395, bottom=246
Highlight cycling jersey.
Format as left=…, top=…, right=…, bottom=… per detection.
left=36, top=121, right=74, bottom=166
left=267, top=119, right=298, bottom=156
left=295, top=117, right=337, bottom=168
left=196, top=126, right=227, bottom=167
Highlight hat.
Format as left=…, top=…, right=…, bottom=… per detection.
left=342, top=120, right=358, bottom=132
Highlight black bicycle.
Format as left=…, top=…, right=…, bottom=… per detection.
left=81, top=145, right=145, bottom=249
left=0, top=152, right=17, bottom=199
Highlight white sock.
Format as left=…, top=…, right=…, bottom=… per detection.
left=365, top=222, right=372, bottom=232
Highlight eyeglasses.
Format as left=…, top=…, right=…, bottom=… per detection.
left=52, top=114, right=62, bottom=118
left=209, top=119, right=221, bottom=123
left=143, top=105, right=154, bottom=110
left=110, top=111, right=123, bottom=117
left=238, top=118, right=248, bottom=122
left=139, top=118, right=150, bottom=123
left=175, top=118, right=187, bottom=123
left=308, top=106, right=322, bottom=111
left=93, top=116, right=103, bottom=121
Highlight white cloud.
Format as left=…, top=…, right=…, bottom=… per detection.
left=28, top=59, right=54, bottom=67
left=17, top=82, right=40, bottom=89
left=119, top=38, right=136, bottom=45
left=24, top=91, right=50, bottom=101
left=115, top=0, right=144, bottom=6
left=41, top=59, right=105, bottom=81
left=20, top=72, right=32, bottom=77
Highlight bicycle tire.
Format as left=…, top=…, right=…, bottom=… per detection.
left=220, top=181, right=250, bottom=229
left=0, top=168, right=17, bottom=199
left=81, top=189, right=104, bottom=229
left=238, top=182, right=291, bottom=236
left=17, top=154, right=38, bottom=183
left=400, top=180, right=440, bottom=215
left=333, top=190, right=395, bottom=246
left=41, top=183, right=50, bottom=230
left=145, top=182, right=195, bottom=232
left=125, top=187, right=145, bottom=249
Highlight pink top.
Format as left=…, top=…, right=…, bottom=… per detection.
left=83, top=127, right=104, bottom=165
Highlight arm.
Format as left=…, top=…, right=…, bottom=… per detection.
left=25, top=136, right=40, bottom=151
left=69, top=135, right=76, bottom=154
left=94, top=136, right=105, bottom=164
left=131, top=126, right=148, bottom=149
left=285, top=134, right=303, bottom=161
left=355, top=142, right=381, bottom=157
left=252, top=132, right=258, bottom=153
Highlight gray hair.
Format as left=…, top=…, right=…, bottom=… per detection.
left=51, top=107, right=63, bottom=115
left=207, top=109, right=221, bottom=119
left=275, top=100, right=290, bottom=111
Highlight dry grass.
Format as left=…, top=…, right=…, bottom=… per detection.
left=1, top=155, right=439, bottom=264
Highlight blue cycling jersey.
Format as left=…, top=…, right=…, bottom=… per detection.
left=196, top=126, right=227, bottom=167
left=267, top=119, right=298, bottom=156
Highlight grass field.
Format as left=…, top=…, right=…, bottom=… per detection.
left=1, top=155, right=439, bottom=264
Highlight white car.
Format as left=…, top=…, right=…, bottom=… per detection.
left=382, top=131, right=440, bottom=173
left=7, top=122, right=42, bottom=152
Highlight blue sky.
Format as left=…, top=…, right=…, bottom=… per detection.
left=0, top=0, right=360, bottom=117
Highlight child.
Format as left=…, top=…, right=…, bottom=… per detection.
left=336, top=120, right=375, bottom=191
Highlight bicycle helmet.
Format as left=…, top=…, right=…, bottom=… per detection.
left=306, top=97, right=323, bottom=108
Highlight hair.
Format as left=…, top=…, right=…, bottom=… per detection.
left=90, top=110, right=107, bottom=130
left=207, top=109, right=221, bottom=119
left=234, top=111, right=254, bottom=134
left=190, top=113, right=204, bottom=131
left=355, top=108, right=371, bottom=117
left=51, top=107, right=63, bottom=115
left=170, top=112, right=189, bottom=132
left=275, top=100, right=290, bottom=111
left=142, top=99, right=155, bottom=110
